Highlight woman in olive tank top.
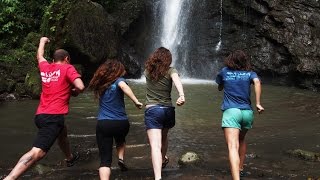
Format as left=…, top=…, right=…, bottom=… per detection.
left=144, top=47, right=185, bottom=180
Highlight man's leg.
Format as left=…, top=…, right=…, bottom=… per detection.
left=4, top=147, right=46, bottom=180
left=224, top=128, right=240, bottom=180
left=147, top=129, right=162, bottom=180
left=57, top=125, right=72, bottom=160
left=239, top=129, right=248, bottom=171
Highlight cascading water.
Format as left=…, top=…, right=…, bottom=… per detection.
left=160, top=0, right=185, bottom=67
left=215, top=0, right=223, bottom=51
left=150, top=0, right=191, bottom=77
left=142, top=0, right=222, bottom=81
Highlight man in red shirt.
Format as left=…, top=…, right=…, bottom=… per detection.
left=4, top=37, right=85, bottom=180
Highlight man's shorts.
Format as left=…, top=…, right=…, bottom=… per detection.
left=144, top=105, right=175, bottom=130
left=33, top=114, right=65, bottom=152
left=222, top=108, right=254, bottom=130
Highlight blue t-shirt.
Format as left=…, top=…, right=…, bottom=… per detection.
left=97, top=77, right=128, bottom=121
left=215, top=67, right=259, bottom=111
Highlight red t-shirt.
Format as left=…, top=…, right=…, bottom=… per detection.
left=36, top=61, right=81, bottom=115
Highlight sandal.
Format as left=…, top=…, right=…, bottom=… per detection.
left=240, top=170, right=248, bottom=177
left=118, top=159, right=128, bottom=171
left=162, top=156, right=169, bottom=168
left=66, top=152, right=80, bottom=167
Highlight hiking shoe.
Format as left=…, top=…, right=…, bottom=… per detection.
left=66, top=152, right=80, bottom=167
left=162, top=156, right=169, bottom=169
left=118, top=159, right=128, bottom=171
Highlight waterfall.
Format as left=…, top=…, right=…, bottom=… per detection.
left=161, top=0, right=184, bottom=52
left=160, top=0, right=184, bottom=65
left=160, top=0, right=189, bottom=75
left=215, top=0, right=223, bottom=51
left=145, top=0, right=219, bottom=80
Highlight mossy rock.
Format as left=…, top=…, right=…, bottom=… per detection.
left=41, top=0, right=120, bottom=64
left=24, top=69, right=41, bottom=98
left=286, top=149, right=320, bottom=162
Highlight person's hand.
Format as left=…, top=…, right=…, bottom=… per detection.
left=256, top=104, right=264, bottom=114
left=71, top=88, right=79, bottom=97
left=135, top=101, right=143, bottom=109
left=176, top=95, right=185, bottom=106
left=40, top=37, right=50, bottom=44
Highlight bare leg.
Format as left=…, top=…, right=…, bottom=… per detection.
left=224, top=128, right=240, bottom=180
left=239, top=129, right=248, bottom=171
left=57, top=125, right=72, bottom=160
left=4, top=147, right=46, bottom=180
left=99, top=167, right=111, bottom=180
left=116, top=143, right=125, bottom=160
left=161, top=128, right=169, bottom=160
left=147, top=129, right=162, bottom=180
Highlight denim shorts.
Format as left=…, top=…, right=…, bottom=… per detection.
left=144, top=105, right=175, bottom=130
left=222, top=108, right=254, bottom=130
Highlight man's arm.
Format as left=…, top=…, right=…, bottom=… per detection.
left=37, top=37, right=50, bottom=64
left=71, top=78, right=85, bottom=97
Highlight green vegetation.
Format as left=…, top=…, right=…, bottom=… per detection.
left=0, top=0, right=125, bottom=97
left=93, top=0, right=128, bottom=13
left=0, top=0, right=50, bottom=52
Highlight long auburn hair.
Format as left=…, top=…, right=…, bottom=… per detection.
left=145, top=47, right=172, bottom=81
left=224, top=50, right=251, bottom=71
left=88, top=59, right=126, bottom=99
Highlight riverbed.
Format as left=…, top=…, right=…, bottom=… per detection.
left=0, top=81, right=319, bottom=179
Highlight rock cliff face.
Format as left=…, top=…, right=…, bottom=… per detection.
left=41, top=0, right=145, bottom=81
left=124, top=0, right=320, bottom=91
left=248, top=0, right=320, bottom=90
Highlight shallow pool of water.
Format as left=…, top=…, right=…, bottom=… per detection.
left=0, top=81, right=319, bottom=179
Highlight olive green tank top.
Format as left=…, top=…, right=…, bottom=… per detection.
left=144, top=67, right=178, bottom=106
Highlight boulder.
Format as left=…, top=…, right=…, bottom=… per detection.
left=178, top=151, right=201, bottom=167
left=286, top=149, right=320, bottom=162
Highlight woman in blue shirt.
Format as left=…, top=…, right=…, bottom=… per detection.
left=216, top=50, right=264, bottom=180
left=89, top=59, right=143, bottom=180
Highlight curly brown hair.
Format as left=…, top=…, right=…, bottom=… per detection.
left=88, top=59, right=126, bottom=99
left=145, top=47, right=172, bottom=81
left=224, top=50, right=251, bottom=71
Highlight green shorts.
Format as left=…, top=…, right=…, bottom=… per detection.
left=222, top=108, right=254, bottom=130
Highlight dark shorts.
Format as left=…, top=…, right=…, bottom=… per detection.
left=144, top=105, right=175, bottom=130
left=96, top=120, right=130, bottom=167
left=33, top=114, right=65, bottom=152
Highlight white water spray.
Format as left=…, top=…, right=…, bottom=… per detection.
left=161, top=0, right=185, bottom=66
left=215, top=0, right=223, bottom=51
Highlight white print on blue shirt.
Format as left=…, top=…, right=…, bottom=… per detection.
left=110, top=83, right=117, bottom=91
left=225, top=71, right=251, bottom=81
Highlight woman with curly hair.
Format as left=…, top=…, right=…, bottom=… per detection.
left=144, top=47, right=185, bottom=180
left=216, top=50, right=264, bottom=180
left=89, top=59, right=143, bottom=180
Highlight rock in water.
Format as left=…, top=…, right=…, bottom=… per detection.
left=286, top=149, right=320, bottom=162
left=178, top=152, right=201, bottom=167
left=32, top=164, right=52, bottom=175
